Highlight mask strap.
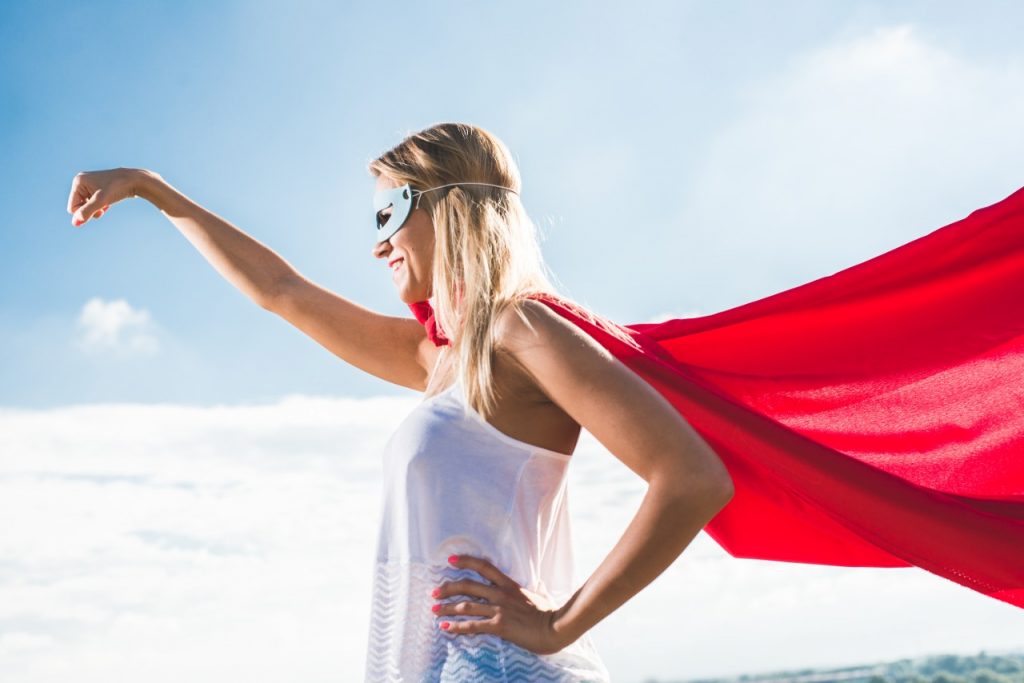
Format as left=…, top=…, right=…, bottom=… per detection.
left=412, top=182, right=520, bottom=208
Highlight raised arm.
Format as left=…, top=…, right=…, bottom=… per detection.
left=67, top=168, right=433, bottom=391
left=135, top=170, right=290, bottom=309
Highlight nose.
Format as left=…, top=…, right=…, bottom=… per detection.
left=372, top=239, right=391, bottom=260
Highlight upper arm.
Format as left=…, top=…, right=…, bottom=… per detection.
left=267, top=272, right=432, bottom=392
left=495, top=299, right=734, bottom=496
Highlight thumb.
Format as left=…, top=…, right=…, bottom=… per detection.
left=72, top=193, right=106, bottom=226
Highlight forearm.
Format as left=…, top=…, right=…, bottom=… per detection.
left=135, top=171, right=297, bottom=309
left=550, top=477, right=732, bottom=647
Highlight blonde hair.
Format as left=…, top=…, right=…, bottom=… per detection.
left=368, top=122, right=639, bottom=419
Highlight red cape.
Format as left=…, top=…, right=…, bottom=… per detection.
left=410, top=185, right=1024, bottom=610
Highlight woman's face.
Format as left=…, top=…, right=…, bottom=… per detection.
left=371, top=175, right=436, bottom=304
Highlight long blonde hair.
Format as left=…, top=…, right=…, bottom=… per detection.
left=368, top=122, right=639, bottom=419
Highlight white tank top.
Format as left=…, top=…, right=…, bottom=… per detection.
left=363, top=370, right=612, bottom=682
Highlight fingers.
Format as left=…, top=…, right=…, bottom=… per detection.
left=448, top=554, right=518, bottom=591
left=71, top=208, right=107, bottom=226
left=71, top=201, right=111, bottom=227
left=439, top=607, right=499, bottom=635
left=433, top=599, right=497, bottom=620
left=71, top=189, right=101, bottom=225
left=435, top=577, right=503, bottom=604
left=68, top=171, right=116, bottom=226
left=67, top=173, right=86, bottom=214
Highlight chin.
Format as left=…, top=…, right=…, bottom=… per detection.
left=398, top=287, right=430, bottom=305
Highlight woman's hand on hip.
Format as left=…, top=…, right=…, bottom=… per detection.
left=432, top=554, right=568, bottom=655
left=67, top=167, right=153, bottom=227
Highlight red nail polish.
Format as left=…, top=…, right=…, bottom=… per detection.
left=431, top=588, right=441, bottom=598
left=431, top=604, right=440, bottom=613
left=440, top=621, right=450, bottom=630
left=448, top=554, right=459, bottom=564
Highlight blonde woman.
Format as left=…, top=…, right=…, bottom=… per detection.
left=67, top=122, right=734, bottom=681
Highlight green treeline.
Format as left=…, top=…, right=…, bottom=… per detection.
left=645, top=650, right=1024, bottom=683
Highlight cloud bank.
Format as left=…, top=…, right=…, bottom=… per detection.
left=2, top=391, right=1019, bottom=682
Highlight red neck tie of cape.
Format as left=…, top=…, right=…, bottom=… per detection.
left=408, top=299, right=449, bottom=346
left=407, top=185, right=1024, bottom=610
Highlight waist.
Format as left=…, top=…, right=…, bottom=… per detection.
left=365, top=559, right=610, bottom=682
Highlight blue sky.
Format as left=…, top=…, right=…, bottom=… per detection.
left=2, top=1, right=1024, bottom=681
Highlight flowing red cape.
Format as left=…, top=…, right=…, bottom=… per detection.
left=409, top=186, right=1024, bottom=610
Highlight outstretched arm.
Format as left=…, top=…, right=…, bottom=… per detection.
left=134, top=170, right=294, bottom=309
left=67, top=168, right=433, bottom=390
left=68, top=167, right=293, bottom=308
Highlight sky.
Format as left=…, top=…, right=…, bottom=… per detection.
left=2, top=0, right=1024, bottom=681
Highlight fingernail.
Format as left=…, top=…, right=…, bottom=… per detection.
left=440, top=621, right=450, bottom=630
left=431, top=588, right=441, bottom=598
left=448, top=555, right=459, bottom=564
left=431, top=604, right=440, bottom=613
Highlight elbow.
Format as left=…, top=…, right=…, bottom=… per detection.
left=697, top=472, right=734, bottom=510
left=648, top=438, right=734, bottom=509
left=694, top=444, right=735, bottom=507
left=702, top=478, right=734, bottom=517
left=651, top=468, right=734, bottom=511
left=715, top=474, right=735, bottom=505
left=708, top=457, right=735, bottom=500
left=658, top=453, right=735, bottom=509
left=705, top=462, right=735, bottom=507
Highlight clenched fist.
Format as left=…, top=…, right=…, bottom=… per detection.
left=66, top=167, right=153, bottom=227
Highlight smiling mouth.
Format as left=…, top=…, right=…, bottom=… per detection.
left=390, top=259, right=404, bottom=275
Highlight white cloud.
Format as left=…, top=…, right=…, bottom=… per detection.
left=0, top=392, right=1020, bottom=682
left=74, top=297, right=161, bottom=356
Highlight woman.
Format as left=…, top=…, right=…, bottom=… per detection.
left=67, top=122, right=736, bottom=681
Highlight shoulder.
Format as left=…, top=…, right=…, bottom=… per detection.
left=493, top=297, right=552, bottom=348
left=493, top=297, right=736, bottom=494
left=492, top=297, right=618, bottom=387
left=495, top=297, right=587, bottom=348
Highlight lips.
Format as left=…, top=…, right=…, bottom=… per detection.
left=390, top=258, right=404, bottom=276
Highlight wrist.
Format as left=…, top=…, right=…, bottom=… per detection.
left=548, top=603, right=579, bottom=651
left=131, top=169, right=167, bottom=206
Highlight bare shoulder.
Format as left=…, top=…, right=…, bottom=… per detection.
left=494, top=297, right=734, bottom=491
left=492, top=297, right=619, bottom=407
left=493, top=297, right=618, bottom=373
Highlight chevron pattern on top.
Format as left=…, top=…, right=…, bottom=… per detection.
left=363, top=560, right=611, bottom=682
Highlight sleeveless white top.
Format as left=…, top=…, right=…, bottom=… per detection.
left=364, top=371, right=612, bottom=682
